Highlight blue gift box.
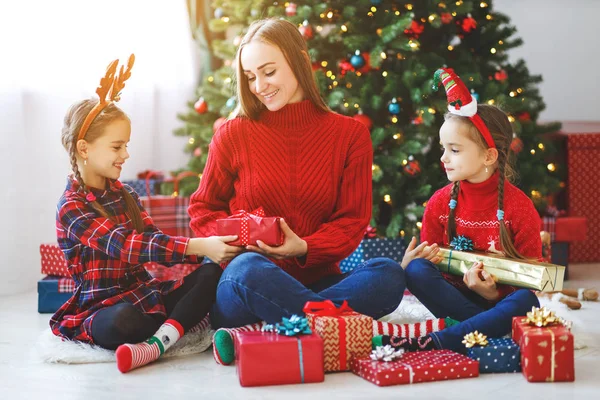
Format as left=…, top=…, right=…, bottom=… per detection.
left=466, top=337, right=521, bottom=373
left=122, top=179, right=162, bottom=197
left=339, top=238, right=406, bottom=273
left=38, top=276, right=73, bottom=314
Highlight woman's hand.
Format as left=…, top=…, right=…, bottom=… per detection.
left=246, top=219, right=307, bottom=260
left=400, top=237, right=442, bottom=269
left=187, top=236, right=244, bottom=264
left=463, top=261, right=500, bottom=301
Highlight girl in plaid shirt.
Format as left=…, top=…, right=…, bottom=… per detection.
left=52, top=55, right=244, bottom=373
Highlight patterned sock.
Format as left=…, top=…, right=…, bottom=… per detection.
left=373, top=319, right=446, bottom=337
left=187, top=315, right=211, bottom=334
left=116, top=319, right=184, bottom=373
left=373, top=334, right=437, bottom=352
left=212, top=321, right=267, bottom=365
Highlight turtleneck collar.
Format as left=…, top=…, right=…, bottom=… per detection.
left=259, top=99, right=328, bottom=130
left=458, top=172, right=501, bottom=211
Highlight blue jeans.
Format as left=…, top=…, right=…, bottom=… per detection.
left=405, top=258, right=540, bottom=352
left=210, top=253, right=405, bottom=328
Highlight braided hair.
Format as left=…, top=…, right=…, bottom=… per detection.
left=445, top=104, right=525, bottom=260
left=61, top=99, right=145, bottom=233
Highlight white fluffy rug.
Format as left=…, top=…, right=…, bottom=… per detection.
left=33, top=326, right=214, bottom=364
left=33, top=294, right=588, bottom=364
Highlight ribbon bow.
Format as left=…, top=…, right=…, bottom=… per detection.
left=522, top=306, right=564, bottom=327
left=450, top=235, right=474, bottom=251
left=370, top=345, right=405, bottom=362
left=262, top=315, right=312, bottom=336
left=302, top=300, right=354, bottom=316
left=228, top=207, right=267, bottom=245
left=462, top=331, right=489, bottom=348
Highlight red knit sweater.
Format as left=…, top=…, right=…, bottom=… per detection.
left=189, top=100, right=373, bottom=285
left=421, top=172, right=542, bottom=300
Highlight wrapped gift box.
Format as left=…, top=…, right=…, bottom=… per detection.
left=373, top=318, right=445, bottom=338
left=351, top=350, right=479, bottom=386
left=40, top=243, right=69, bottom=277
left=433, top=248, right=565, bottom=292
left=234, top=331, right=324, bottom=387
left=512, top=316, right=574, bottom=382
left=466, top=337, right=521, bottom=373
left=122, top=179, right=162, bottom=197
left=339, top=238, right=406, bottom=273
left=38, top=276, right=75, bottom=313
left=304, top=301, right=372, bottom=372
left=217, top=208, right=282, bottom=246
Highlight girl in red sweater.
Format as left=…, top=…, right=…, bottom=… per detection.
left=188, top=19, right=405, bottom=365
left=378, top=68, right=540, bottom=353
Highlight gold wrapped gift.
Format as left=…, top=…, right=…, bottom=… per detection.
left=432, top=248, right=565, bottom=292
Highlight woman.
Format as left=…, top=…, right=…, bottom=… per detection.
left=188, top=18, right=405, bottom=364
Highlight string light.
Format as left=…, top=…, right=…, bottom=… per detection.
left=531, top=190, right=541, bottom=199
left=321, top=61, right=328, bottom=67
left=508, top=115, right=515, bottom=122
left=402, top=159, right=408, bottom=165
left=547, top=163, right=556, bottom=172
left=428, top=108, right=436, bottom=114
left=371, top=6, right=377, bottom=12
left=490, top=48, right=497, bottom=54
left=480, top=2, right=488, bottom=7
left=393, top=133, right=402, bottom=140
left=188, top=138, right=195, bottom=144
left=400, top=230, right=406, bottom=237
left=428, top=15, right=436, bottom=22
left=316, top=26, right=323, bottom=32
left=498, top=40, right=504, bottom=45
left=224, top=77, right=231, bottom=84
left=509, top=91, right=516, bottom=97
left=391, top=116, right=398, bottom=123
left=341, top=25, right=348, bottom=32
left=448, top=45, right=454, bottom=51
left=330, top=74, right=336, bottom=80
left=327, top=11, right=333, bottom=18
left=486, top=14, right=493, bottom=20
left=222, top=17, right=230, bottom=22
left=354, top=103, right=359, bottom=108
left=381, top=52, right=387, bottom=59
left=395, top=11, right=400, bottom=16
left=530, top=149, right=536, bottom=155
left=326, top=71, right=332, bottom=77
left=538, top=143, right=545, bottom=150
left=416, top=222, right=423, bottom=229
left=517, top=88, right=524, bottom=93
left=382, top=71, right=388, bottom=77
left=405, top=4, right=413, bottom=10
left=346, top=83, right=352, bottom=89
left=384, top=194, right=392, bottom=203
left=207, top=76, right=214, bottom=82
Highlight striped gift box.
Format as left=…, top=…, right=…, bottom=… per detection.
left=373, top=318, right=445, bottom=338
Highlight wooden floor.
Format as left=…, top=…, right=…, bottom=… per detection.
left=1, top=263, right=598, bottom=400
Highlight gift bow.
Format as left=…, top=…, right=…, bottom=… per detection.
left=229, top=207, right=267, bottom=245
left=370, top=345, right=405, bottom=362
left=262, top=315, right=312, bottom=336
left=462, top=331, right=489, bottom=348
left=523, top=306, right=564, bottom=327
left=302, top=300, right=354, bottom=316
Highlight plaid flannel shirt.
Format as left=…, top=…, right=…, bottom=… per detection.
left=50, top=176, right=201, bottom=343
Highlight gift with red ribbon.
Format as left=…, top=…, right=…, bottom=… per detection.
left=511, top=308, right=574, bottom=382
left=216, top=207, right=283, bottom=246
left=303, top=300, right=372, bottom=372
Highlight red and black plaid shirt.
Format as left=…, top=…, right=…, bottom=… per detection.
left=50, top=176, right=200, bottom=343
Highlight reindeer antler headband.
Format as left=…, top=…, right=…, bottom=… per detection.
left=432, top=67, right=496, bottom=149
left=78, top=54, right=135, bottom=141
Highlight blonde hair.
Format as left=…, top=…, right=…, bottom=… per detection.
left=445, top=104, right=526, bottom=260
left=232, top=18, right=329, bottom=120
left=61, top=99, right=144, bottom=232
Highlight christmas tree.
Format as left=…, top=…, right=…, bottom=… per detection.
left=175, top=0, right=562, bottom=238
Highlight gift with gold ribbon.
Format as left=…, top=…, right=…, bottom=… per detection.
left=431, top=247, right=565, bottom=292
left=216, top=207, right=283, bottom=246
left=234, top=315, right=324, bottom=387
left=511, top=307, right=574, bottom=382
left=303, top=300, right=372, bottom=371
left=463, top=331, right=521, bottom=373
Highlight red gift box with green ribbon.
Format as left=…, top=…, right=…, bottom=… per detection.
left=304, top=300, right=373, bottom=372
left=216, top=207, right=283, bottom=246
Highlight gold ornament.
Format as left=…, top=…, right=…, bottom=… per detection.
left=462, top=331, right=489, bottom=348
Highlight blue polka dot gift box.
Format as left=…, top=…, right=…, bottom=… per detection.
left=466, top=337, right=521, bottom=373
left=339, top=238, right=406, bottom=273
left=122, top=179, right=162, bottom=197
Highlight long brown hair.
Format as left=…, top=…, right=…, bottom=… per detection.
left=232, top=18, right=329, bottom=120
left=445, top=104, right=526, bottom=259
left=61, top=99, right=145, bottom=232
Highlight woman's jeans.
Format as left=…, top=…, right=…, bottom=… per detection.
left=210, top=252, right=406, bottom=329
left=405, top=258, right=540, bottom=352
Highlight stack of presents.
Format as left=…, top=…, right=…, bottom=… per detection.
left=37, top=169, right=581, bottom=386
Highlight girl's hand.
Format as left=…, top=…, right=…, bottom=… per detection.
left=187, top=236, right=244, bottom=264
left=463, top=261, right=499, bottom=301
left=400, top=237, right=442, bottom=269
left=246, top=219, right=308, bottom=260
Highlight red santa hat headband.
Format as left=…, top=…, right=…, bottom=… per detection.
left=432, top=68, right=496, bottom=149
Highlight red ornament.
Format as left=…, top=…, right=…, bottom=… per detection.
left=353, top=113, right=373, bottom=131
left=299, top=21, right=313, bottom=40
left=404, top=20, right=425, bottom=39
left=517, top=112, right=531, bottom=121
left=510, top=137, right=524, bottom=153
left=461, top=15, right=477, bottom=33
left=193, top=147, right=202, bottom=157
left=411, top=115, right=424, bottom=125
left=404, top=159, right=421, bottom=176
left=494, top=69, right=508, bottom=82
left=213, top=117, right=227, bottom=133
left=285, top=2, right=297, bottom=17
left=194, top=97, right=208, bottom=114
left=441, top=13, right=453, bottom=24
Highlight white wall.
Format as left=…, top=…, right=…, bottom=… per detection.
left=496, top=0, right=600, bottom=121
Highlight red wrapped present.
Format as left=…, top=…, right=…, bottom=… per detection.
left=512, top=308, right=574, bottom=382
left=234, top=331, right=324, bottom=387
left=304, top=300, right=372, bottom=371
left=374, top=318, right=445, bottom=337
left=351, top=350, right=479, bottom=386
left=40, top=243, right=69, bottom=277
left=217, top=207, right=283, bottom=246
